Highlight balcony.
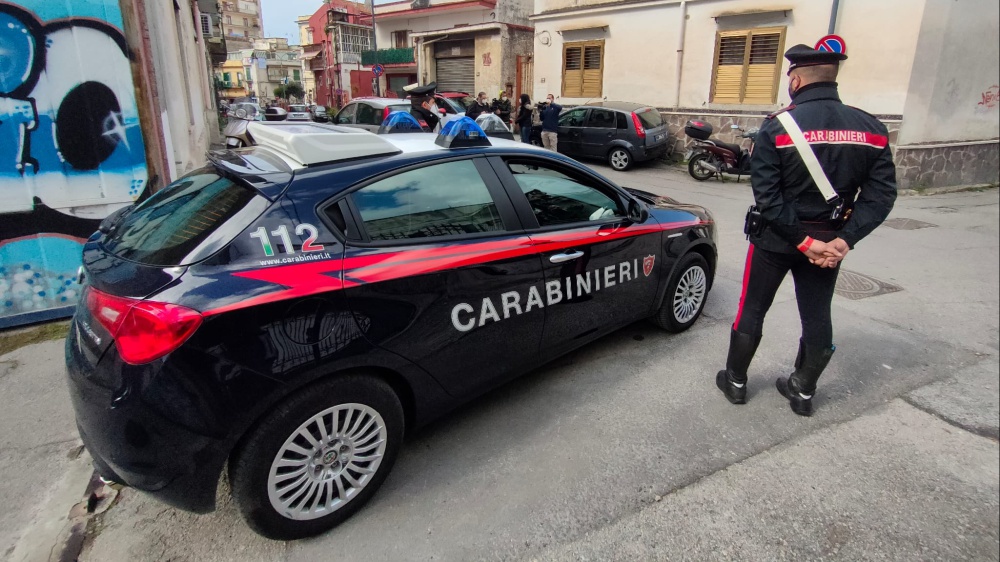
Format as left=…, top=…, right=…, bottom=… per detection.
left=361, top=47, right=414, bottom=66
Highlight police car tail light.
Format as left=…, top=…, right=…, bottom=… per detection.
left=434, top=116, right=491, bottom=148
left=85, top=287, right=203, bottom=365
left=631, top=112, right=646, bottom=140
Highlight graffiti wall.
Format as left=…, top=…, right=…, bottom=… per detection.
left=0, top=1, right=146, bottom=328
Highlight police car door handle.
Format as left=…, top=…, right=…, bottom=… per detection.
left=550, top=250, right=584, bottom=263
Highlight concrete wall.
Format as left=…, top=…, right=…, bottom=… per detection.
left=476, top=31, right=505, bottom=96
left=897, top=0, right=1000, bottom=145
left=530, top=0, right=923, bottom=115
left=144, top=0, right=218, bottom=178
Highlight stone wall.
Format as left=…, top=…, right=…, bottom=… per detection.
left=895, top=142, right=1000, bottom=190
left=657, top=110, right=998, bottom=190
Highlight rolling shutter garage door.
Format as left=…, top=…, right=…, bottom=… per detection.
left=436, top=57, right=475, bottom=94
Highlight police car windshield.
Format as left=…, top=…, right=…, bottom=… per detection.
left=103, top=168, right=260, bottom=266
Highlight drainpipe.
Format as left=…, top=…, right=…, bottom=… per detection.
left=828, top=0, right=840, bottom=34
left=673, top=0, right=687, bottom=109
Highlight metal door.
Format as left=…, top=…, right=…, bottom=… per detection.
left=435, top=57, right=475, bottom=94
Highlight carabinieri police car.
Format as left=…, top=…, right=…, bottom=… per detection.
left=66, top=117, right=717, bottom=540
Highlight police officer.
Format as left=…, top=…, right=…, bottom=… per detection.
left=715, top=44, right=897, bottom=416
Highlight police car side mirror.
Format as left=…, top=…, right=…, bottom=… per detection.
left=627, top=198, right=649, bottom=223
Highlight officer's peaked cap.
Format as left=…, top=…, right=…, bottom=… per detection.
left=785, top=44, right=847, bottom=74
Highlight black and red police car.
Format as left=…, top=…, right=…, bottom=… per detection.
left=66, top=118, right=717, bottom=539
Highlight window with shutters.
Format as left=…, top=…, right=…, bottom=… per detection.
left=710, top=27, right=785, bottom=104
left=392, top=30, right=410, bottom=49
left=562, top=41, right=604, bottom=98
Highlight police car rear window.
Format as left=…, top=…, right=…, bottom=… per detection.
left=352, top=160, right=505, bottom=241
left=102, top=168, right=259, bottom=266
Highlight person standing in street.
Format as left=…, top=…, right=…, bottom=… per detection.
left=466, top=92, right=491, bottom=120
left=715, top=44, right=897, bottom=416
left=539, top=94, right=562, bottom=151
left=492, top=90, right=512, bottom=127
left=515, top=94, right=533, bottom=143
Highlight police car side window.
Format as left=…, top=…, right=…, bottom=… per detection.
left=506, top=161, right=624, bottom=226
left=351, top=160, right=505, bottom=241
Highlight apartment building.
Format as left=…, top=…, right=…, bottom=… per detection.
left=220, top=0, right=264, bottom=50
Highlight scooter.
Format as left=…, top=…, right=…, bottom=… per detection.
left=685, top=121, right=759, bottom=181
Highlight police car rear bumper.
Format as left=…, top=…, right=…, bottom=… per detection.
left=65, top=323, right=230, bottom=513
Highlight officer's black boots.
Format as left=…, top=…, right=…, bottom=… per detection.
left=716, top=329, right=762, bottom=404
left=776, top=339, right=836, bottom=416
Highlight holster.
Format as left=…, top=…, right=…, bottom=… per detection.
left=744, top=205, right=766, bottom=239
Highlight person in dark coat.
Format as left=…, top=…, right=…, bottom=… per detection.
left=466, top=92, right=491, bottom=120
left=491, top=90, right=512, bottom=126
left=714, top=44, right=897, bottom=417
left=515, top=93, right=533, bottom=143
left=409, top=95, right=439, bottom=132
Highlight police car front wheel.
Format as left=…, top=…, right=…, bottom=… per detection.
left=229, top=375, right=404, bottom=540
left=651, top=253, right=709, bottom=332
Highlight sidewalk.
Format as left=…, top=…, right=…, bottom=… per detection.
left=531, top=362, right=999, bottom=561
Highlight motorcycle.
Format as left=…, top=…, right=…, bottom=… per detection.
left=684, top=120, right=759, bottom=181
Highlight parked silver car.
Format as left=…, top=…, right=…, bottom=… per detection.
left=333, top=98, right=413, bottom=133
left=287, top=104, right=311, bottom=121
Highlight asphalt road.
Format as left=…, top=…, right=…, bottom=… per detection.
left=2, top=161, right=997, bottom=561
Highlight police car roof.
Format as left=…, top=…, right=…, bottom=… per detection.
left=377, top=132, right=548, bottom=154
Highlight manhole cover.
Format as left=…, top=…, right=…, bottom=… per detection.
left=882, top=218, right=938, bottom=230
left=835, top=270, right=903, bottom=300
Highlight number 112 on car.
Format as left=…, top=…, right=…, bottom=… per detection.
left=249, top=223, right=325, bottom=256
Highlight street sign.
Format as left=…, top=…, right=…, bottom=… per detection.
left=373, top=64, right=384, bottom=77
left=815, top=35, right=847, bottom=55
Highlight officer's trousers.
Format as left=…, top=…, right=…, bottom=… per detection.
left=733, top=244, right=841, bottom=347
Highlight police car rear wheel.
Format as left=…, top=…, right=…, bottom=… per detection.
left=652, top=253, right=709, bottom=332
left=229, top=375, right=404, bottom=540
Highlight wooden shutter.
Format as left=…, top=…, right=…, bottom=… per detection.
left=563, top=41, right=603, bottom=98
left=582, top=44, right=603, bottom=98
left=710, top=27, right=785, bottom=104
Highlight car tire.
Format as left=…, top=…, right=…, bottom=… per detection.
left=688, top=153, right=715, bottom=181
left=608, top=147, right=633, bottom=171
left=651, top=252, right=710, bottom=333
left=229, top=375, right=404, bottom=540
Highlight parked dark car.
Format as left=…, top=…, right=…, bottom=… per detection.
left=530, top=102, right=670, bottom=171
left=311, top=105, right=329, bottom=122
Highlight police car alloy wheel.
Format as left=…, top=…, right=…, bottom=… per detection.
left=229, top=376, right=404, bottom=540
left=609, top=148, right=632, bottom=171
left=651, top=253, right=709, bottom=332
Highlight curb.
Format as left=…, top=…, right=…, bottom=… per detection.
left=898, top=183, right=997, bottom=196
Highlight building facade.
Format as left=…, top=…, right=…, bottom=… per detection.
left=218, top=38, right=305, bottom=105
left=297, top=15, right=319, bottom=104
left=529, top=0, right=999, bottom=190
left=220, top=0, right=263, bottom=50
left=370, top=0, right=535, bottom=100
left=301, top=1, right=376, bottom=109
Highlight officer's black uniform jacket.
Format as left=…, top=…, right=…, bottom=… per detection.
left=750, top=82, right=897, bottom=253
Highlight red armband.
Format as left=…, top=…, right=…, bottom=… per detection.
left=797, top=237, right=815, bottom=254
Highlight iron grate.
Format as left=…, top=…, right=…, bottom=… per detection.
left=882, top=218, right=938, bottom=230
left=835, top=270, right=904, bottom=300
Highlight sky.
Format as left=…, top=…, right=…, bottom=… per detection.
left=260, top=0, right=392, bottom=46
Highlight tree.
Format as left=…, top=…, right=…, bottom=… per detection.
left=273, top=81, right=305, bottom=101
